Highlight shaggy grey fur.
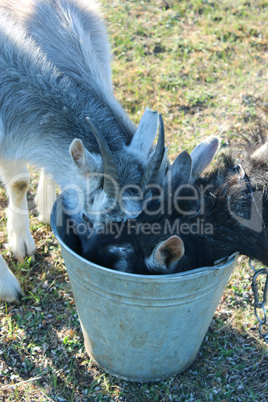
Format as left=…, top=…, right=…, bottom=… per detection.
left=0, top=0, right=165, bottom=302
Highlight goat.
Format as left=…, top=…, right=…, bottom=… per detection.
left=72, top=119, right=268, bottom=274
left=0, top=0, right=166, bottom=302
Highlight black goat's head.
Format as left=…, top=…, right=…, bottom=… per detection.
left=67, top=135, right=226, bottom=274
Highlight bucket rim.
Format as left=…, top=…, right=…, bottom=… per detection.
left=51, top=194, right=239, bottom=281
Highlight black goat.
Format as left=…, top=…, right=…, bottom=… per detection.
left=68, top=119, right=268, bottom=274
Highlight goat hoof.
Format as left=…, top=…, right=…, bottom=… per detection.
left=37, top=213, right=51, bottom=225
left=9, top=234, right=36, bottom=261
left=0, top=263, right=24, bottom=304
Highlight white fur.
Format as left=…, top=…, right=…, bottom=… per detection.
left=87, top=191, right=115, bottom=223
left=35, top=168, right=56, bottom=224
left=145, top=252, right=164, bottom=273
left=0, top=159, right=36, bottom=261
left=108, top=245, right=131, bottom=272
left=0, top=255, right=23, bottom=303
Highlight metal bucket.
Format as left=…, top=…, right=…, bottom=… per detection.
left=51, top=195, right=238, bottom=382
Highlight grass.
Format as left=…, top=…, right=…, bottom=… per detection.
left=1, top=0, right=268, bottom=400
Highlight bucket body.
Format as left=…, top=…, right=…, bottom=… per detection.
left=51, top=196, right=238, bottom=382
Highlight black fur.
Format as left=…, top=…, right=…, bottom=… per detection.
left=69, top=119, right=268, bottom=274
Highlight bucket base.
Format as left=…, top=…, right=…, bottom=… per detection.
left=81, top=320, right=200, bottom=382
left=85, top=342, right=198, bottom=382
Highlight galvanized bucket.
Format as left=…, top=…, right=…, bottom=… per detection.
left=51, top=195, right=238, bottom=382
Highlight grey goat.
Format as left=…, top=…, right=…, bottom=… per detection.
left=0, top=0, right=166, bottom=302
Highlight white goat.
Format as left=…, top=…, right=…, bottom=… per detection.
left=0, top=0, right=166, bottom=302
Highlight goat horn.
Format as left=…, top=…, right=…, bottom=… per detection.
left=140, top=113, right=165, bottom=190
left=86, top=117, right=120, bottom=199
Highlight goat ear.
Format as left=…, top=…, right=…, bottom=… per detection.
left=190, top=136, right=219, bottom=179
left=70, top=139, right=86, bottom=169
left=251, top=143, right=268, bottom=160
left=128, top=108, right=159, bottom=159
left=164, top=151, right=192, bottom=191
left=69, top=139, right=99, bottom=172
left=149, top=235, right=184, bottom=272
